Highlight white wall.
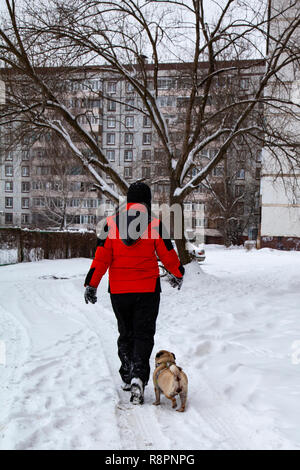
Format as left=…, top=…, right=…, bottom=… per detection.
left=261, top=175, right=300, bottom=237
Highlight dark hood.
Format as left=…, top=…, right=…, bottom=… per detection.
left=115, top=202, right=152, bottom=247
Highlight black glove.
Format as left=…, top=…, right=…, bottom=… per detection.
left=84, top=286, right=97, bottom=304
left=168, top=274, right=184, bottom=290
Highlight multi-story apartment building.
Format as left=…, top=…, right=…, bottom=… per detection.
left=260, top=0, right=300, bottom=250
left=0, top=61, right=264, bottom=243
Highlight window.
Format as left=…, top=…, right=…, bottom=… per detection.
left=143, top=116, right=152, bottom=127
left=22, top=182, right=30, bottom=192
left=194, top=218, right=204, bottom=228
left=79, top=215, right=97, bottom=225
left=107, top=150, right=115, bottom=162
left=82, top=199, right=99, bottom=209
left=79, top=79, right=102, bottom=92
left=212, top=166, right=223, bottom=177
left=124, top=149, right=133, bottom=162
left=22, top=198, right=30, bottom=209
left=72, top=215, right=81, bottom=224
left=154, top=183, right=169, bottom=194
left=107, top=117, right=116, bottom=128
left=5, top=197, right=13, bottom=208
left=154, top=149, right=165, bottom=161
left=70, top=182, right=86, bottom=192
left=193, top=202, right=203, bottom=211
left=32, top=181, right=42, bottom=190
left=107, top=82, right=117, bottom=94
left=22, top=214, right=30, bottom=224
left=5, top=213, right=13, bottom=225
left=125, top=98, right=134, bottom=111
left=107, top=133, right=115, bottom=145
left=255, top=167, right=261, bottom=179
left=124, top=167, right=133, bottom=179
left=143, top=133, right=152, bottom=145
left=240, top=78, right=250, bottom=90
left=22, top=151, right=30, bottom=161
left=69, top=199, right=81, bottom=208
left=126, top=82, right=135, bottom=93
left=22, top=166, right=30, bottom=177
left=235, top=185, right=245, bottom=197
left=107, top=100, right=116, bottom=112
left=5, top=181, right=13, bottom=192
left=142, top=150, right=151, bottom=161
left=33, top=197, right=45, bottom=207
left=36, top=166, right=51, bottom=176
left=69, top=166, right=83, bottom=176
left=125, top=133, right=133, bottom=145
left=157, top=96, right=176, bottom=107
left=125, top=116, right=134, bottom=128
left=237, top=168, right=245, bottom=179
left=5, top=152, right=13, bottom=161
left=197, top=184, right=206, bottom=194
left=5, top=166, right=13, bottom=177
left=256, top=150, right=262, bottom=162
left=184, top=203, right=192, bottom=211
left=142, top=167, right=151, bottom=179
left=157, top=77, right=176, bottom=90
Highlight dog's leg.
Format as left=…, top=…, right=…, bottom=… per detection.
left=153, top=387, right=161, bottom=406
left=165, top=394, right=177, bottom=409
left=176, top=392, right=187, bottom=412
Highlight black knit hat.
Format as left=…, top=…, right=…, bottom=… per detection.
left=127, top=182, right=152, bottom=207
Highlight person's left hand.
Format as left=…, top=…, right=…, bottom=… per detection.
left=84, top=286, right=97, bottom=304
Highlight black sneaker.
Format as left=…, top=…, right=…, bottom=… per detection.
left=130, top=378, right=144, bottom=405
left=121, top=381, right=132, bottom=392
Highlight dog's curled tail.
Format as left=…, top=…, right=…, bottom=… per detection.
left=170, top=365, right=183, bottom=393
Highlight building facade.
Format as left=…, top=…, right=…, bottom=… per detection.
left=0, top=61, right=264, bottom=243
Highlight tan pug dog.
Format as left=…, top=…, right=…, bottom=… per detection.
left=152, top=350, right=188, bottom=412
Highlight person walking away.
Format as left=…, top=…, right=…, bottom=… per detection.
left=84, top=182, right=184, bottom=404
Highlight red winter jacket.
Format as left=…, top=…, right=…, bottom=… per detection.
left=84, top=203, right=184, bottom=294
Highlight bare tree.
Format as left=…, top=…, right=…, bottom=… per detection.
left=204, top=153, right=260, bottom=246
left=0, top=0, right=299, bottom=262
left=30, top=138, right=94, bottom=230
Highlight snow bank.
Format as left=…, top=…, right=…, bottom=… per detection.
left=0, top=249, right=18, bottom=265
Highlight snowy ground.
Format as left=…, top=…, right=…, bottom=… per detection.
left=0, top=246, right=300, bottom=450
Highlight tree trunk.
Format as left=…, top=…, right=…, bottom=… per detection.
left=169, top=190, right=191, bottom=265
left=175, top=237, right=191, bottom=266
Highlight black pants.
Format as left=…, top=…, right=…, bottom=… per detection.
left=110, top=292, right=160, bottom=386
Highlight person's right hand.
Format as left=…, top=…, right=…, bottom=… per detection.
left=168, top=274, right=184, bottom=290
left=84, top=286, right=97, bottom=304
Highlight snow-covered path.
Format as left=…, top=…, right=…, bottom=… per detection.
left=0, top=247, right=300, bottom=450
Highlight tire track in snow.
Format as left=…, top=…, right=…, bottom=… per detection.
left=0, top=303, right=30, bottom=448
left=0, top=279, right=121, bottom=450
